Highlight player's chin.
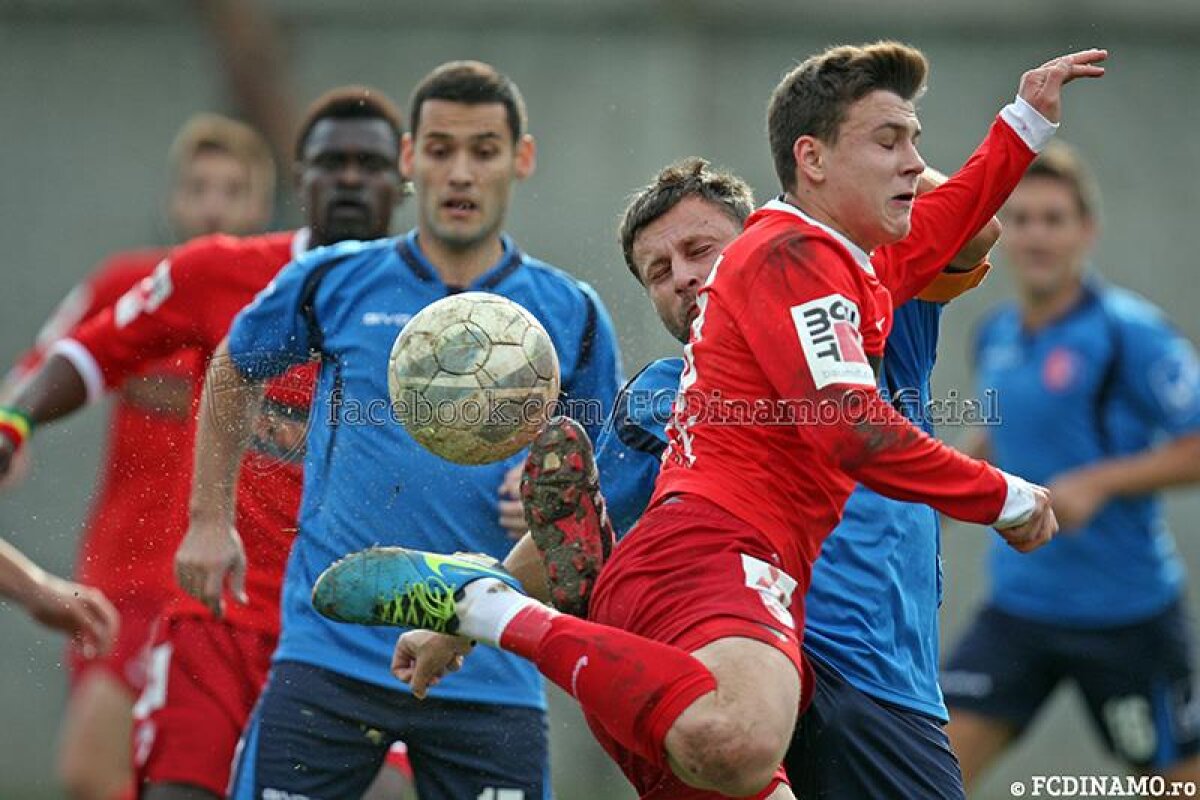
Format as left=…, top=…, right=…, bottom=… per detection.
left=880, top=213, right=913, bottom=244
left=324, top=219, right=378, bottom=243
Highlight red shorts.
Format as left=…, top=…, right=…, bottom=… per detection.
left=131, top=614, right=275, bottom=797
left=68, top=593, right=160, bottom=695
left=587, top=494, right=812, bottom=799
left=385, top=741, right=414, bottom=780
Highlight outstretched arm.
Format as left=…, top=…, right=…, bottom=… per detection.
left=915, top=167, right=1001, bottom=272
left=1, top=249, right=217, bottom=479
left=174, top=338, right=265, bottom=617
left=0, top=538, right=119, bottom=658
left=747, top=237, right=1056, bottom=550
left=879, top=48, right=1108, bottom=304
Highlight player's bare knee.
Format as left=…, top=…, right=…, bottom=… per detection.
left=670, top=708, right=785, bottom=795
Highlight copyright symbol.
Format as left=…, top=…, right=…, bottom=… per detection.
left=1011, top=781, right=1026, bottom=797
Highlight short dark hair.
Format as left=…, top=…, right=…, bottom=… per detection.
left=618, top=158, right=755, bottom=282
left=1024, top=140, right=1100, bottom=219
left=409, top=61, right=527, bottom=143
left=294, top=85, right=405, bottom=161
left=768, top=41, right=928, bottom=192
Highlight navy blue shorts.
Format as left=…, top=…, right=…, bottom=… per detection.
left=786, top=651, right=965, bottom=799
left=943, top=600, right=1200, bottom=770
left=228, top=660, right=549, bottom=799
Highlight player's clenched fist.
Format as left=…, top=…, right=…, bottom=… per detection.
left=995, top=484, right=1058, bottom=553
left=392, top=630, right=474, bottom=699
left=174, top=519, right=248, bottom=618
left=1017, top=48, right=1107, bottom=123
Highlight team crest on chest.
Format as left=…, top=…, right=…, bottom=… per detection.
left=1042, top=346, right=1079, bottom=392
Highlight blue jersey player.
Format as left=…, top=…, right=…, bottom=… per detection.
left=395, top=156, right=1004, bottom=799
left=187, top=62, right=622, bottom=800
left=943, top=142, right=1200, bottom=787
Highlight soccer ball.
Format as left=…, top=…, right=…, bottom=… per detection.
left=388, top=292, right=561, bottom=465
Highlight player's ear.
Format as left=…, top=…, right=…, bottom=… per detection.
left=794, top=135, right=825, bottom=185
left=400, top=132, right=415, bottom=180
left=515, top=134, right=536, bottom=181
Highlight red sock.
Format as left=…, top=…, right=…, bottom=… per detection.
left=501, top=606, right=716, bottom=767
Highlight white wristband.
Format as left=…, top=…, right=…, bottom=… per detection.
left=999, top=95, right=1059, bottom=153
left=994, top=471, right=1039, bottom=528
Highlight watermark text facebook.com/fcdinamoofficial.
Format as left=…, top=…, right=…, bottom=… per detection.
left=313, top=387, right=1003, bottom=430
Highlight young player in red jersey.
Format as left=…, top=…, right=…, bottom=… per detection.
left=324, top=44, right=1106, bottom=799
left=0, top=87, right=406, bottom=800
left=0, top=114, right=274, bottom=800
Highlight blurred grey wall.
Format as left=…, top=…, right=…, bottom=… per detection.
left=2, top=1, right=1199, bottom=797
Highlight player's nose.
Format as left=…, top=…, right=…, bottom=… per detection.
left=448, top=151, right=474, bottom=185
left=901, top=140, right=926, bottom=176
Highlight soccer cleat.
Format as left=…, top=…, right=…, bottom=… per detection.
left=521, top=416, right=616, bottom=618
left=312, top=547, right=521, bottom=634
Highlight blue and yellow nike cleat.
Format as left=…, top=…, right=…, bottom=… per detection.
left=312, top=547, right=522, bottom=634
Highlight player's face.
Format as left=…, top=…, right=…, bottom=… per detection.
left=299, top=118, right=403, bottom=246
left=402, top=100, right=535, bottom=252
left=815, top=90, right=925, bottom=250
left=169, top=150, right=270, bottom=239
left=1000, top=176, right=1095, bottom=299
left=631, top=196, right=741, bottom=343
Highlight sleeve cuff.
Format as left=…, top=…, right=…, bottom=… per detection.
left=917, top=260, right=992, bottom=304
left=994, top=470, right=1038, bottom=528
left=999, top=96, right=1059, bottom=153
left=47, top=339, right=106, bottom=405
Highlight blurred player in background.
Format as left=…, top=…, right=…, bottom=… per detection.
left=0, top=114, right=273, bottom=800
left=353, top=43, right=1103, bottom=799
left=182, top=61, right=622, bottom=799
left=0, top=87, right=406, bottom=799
left=0, top=538, right=118, bottom=660
left=943, top=142, right=1200, bottom=787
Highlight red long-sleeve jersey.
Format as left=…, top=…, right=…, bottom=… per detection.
left=60, top=230, right=312, bottom=635
left=653, top=114, right=1037, bottom=590
left=9, top=249, right=202, bottom=604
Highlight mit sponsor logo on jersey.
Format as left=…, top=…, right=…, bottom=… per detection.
left=790, top=294, right=876, bottom=389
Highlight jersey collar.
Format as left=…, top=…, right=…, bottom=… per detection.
left=1020, top=273, right=1105, bottom=333
left=763, top=197, right=875, bottom=276
left=396, top=230, right=524, bottom=291
left=291, top=227, right=312, bottom=259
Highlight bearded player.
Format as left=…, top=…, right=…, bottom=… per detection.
left=0, top=87, right=406, bottom=800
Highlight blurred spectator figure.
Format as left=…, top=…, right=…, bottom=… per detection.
left=0, top=4, right=296, bottom=797
left=944, top=141, right=1200, bottom=788
left=0, top=113, right=274, bottom=800
left=165, top=113, right=276, bottom=239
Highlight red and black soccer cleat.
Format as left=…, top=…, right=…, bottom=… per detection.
left=520, top=416, right=616, bottom=618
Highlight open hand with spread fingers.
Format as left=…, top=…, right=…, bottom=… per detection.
left=1018, top=48, right=1107, bottom=123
